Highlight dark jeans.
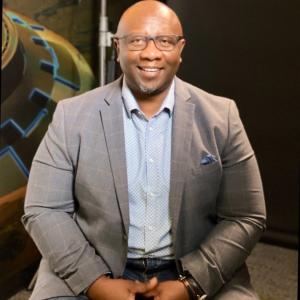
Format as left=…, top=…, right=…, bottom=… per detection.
left=48, top=258, right=178, bottom=300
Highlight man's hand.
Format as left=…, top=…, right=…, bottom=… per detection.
left=87, top=275, right=158, bottom=300
left=142, top=280, right=190, bottom=300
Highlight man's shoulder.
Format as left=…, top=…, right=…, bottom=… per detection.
left=175, top=77, right=234, bottom=120
left=57, top=78, right=122, bottom=112
left=176, top=77, right=233, bottom=106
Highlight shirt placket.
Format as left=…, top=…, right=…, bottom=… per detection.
left=144, top=117, right=157, bottom=253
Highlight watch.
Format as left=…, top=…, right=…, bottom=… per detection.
left=178, top=273, right=208, bottom=300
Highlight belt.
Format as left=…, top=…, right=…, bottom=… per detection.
left=126, top=258, right=176, bottom=273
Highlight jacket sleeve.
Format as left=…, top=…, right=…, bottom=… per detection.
left=22, top=102, right=110, bottom=295
left=180, top=100, right=266, bottom=297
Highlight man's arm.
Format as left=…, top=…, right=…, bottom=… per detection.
left=180, top=100, right=266, bottom=297
left=22, top=102, right=110, bottom=295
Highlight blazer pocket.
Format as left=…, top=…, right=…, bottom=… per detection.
left=192, top=161, right=221, bottom=176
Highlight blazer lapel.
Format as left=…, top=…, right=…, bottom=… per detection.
left=170, top=77, right=195, bottom=250
left=99, top=79, right=129, bottom=237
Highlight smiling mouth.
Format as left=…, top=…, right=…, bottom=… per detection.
left=138, top=66, right=162, bottom=72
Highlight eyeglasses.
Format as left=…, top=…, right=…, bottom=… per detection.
left=114, top=34, right=184, bottom=51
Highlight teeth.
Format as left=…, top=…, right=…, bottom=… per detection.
left=141, top=67, right=160, bottom=72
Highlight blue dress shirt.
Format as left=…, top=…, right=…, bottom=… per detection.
left=122, top=78, right=175, bottom=259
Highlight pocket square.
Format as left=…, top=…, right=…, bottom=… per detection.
left=201, top=154, right=218, bottom=165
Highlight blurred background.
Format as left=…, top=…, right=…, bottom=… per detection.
left=1, top=0, right=299, bottom=299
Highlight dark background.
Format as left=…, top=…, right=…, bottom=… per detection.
left=167, top=0, right=299, bottom=248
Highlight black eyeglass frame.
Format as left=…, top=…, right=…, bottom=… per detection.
left=114, top=34, right=185, bottom=51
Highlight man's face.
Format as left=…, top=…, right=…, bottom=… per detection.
left=115, top=12, right=185, bottom=97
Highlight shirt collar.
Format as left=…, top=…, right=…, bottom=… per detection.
left=122, top=77, right=175, bottom=119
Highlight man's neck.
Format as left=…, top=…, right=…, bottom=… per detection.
left=135, top=91, right=169, bottom=119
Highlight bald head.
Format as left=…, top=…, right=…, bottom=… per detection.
left=116, top=1, right=183, bottom=36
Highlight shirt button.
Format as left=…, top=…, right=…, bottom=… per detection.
left=148, top=226, right=154, bottom=231
left=149, top=127, right=153, bottom=131
left=149, top=158, right=154, bottom=163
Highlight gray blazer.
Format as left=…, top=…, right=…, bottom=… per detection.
left=23, top=77, right=266, bottom=299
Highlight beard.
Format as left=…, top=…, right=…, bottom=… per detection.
left=138, top=84, right=159, bottom=95
left=135, top=77, right=174, bottom=97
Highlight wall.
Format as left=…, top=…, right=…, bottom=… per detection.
left=168, top=0, right=299, bottom=248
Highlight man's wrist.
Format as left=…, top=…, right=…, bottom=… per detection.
left=178, top=274, right=196, bottom=300
left=85, top=272, right=112, bottom=295
left=178, top=273, right=207, bottom=300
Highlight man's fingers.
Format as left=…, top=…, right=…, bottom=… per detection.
left=128, top=293, right=136, bottom=300
left=141, top=277, right=159, bottom=296
left=131, top=280, right=149, bottom=294
left=131, top=277, right=158, bottom=294
left=146, top=277, right=158, bottom=290
left=142, top=290, right=159, bottom=297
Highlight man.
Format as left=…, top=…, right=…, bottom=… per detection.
left=23, top=1, right=266, bottom=299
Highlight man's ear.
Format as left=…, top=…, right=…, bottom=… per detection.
left=179, top=38, right=186, bottom=55
left=114, top=39, right=120, bottom=62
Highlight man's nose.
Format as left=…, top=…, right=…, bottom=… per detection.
left=140, top=39, right=162, bottom=60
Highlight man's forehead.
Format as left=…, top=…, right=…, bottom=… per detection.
left=116, top=1, right=183, bottom=35
left=118, top=17, right=181, bottom=35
